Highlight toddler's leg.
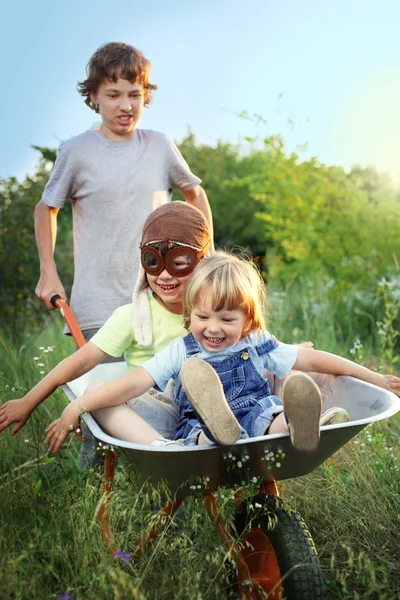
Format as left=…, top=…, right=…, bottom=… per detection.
left=180, top=357, right=241, bottom=445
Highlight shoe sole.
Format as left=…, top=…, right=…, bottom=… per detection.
left=282, top=372, right=322, bottom=452
left=180, top=357, right=241, bottom=445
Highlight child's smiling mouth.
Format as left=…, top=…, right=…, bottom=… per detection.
left=204, top=336, right=224, bottom=346
left=159, top=284, right=179, bottom=293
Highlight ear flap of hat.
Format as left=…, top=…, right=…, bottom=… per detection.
left=132, top=264, right=153, bottom=347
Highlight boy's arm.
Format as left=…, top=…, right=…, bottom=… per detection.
left=45, top=366, right=156, bottom=453
left=180, top=185, right=215, bottom=252
left=0, top=343, right=107, bottom=435
left=34, top=200, right=67, bottom=309
left=293, top=347, right=400, bottom=394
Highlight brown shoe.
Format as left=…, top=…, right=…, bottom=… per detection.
left=282, top=372, right=322, bottom=452
left=180, top=357, right=241, bottom=445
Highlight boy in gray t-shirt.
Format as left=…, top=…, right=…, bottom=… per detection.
left=35, top=42, right=213, bottom=337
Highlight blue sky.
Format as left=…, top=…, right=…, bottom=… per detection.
left=1, top=0, right=399, bottom=182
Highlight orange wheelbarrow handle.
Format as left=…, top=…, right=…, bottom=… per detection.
left=50, top=294, right=86, bottom=349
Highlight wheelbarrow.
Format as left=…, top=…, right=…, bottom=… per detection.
left=53, top=296, right=400, bottom=599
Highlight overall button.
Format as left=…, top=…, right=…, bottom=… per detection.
left=241, top=352, right=249, bottom=360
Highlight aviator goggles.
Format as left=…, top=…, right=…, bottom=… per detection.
left=140, top=243, right=209, bottom=277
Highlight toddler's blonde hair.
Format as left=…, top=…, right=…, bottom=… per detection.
left=183, top=251, right=267, bottom=337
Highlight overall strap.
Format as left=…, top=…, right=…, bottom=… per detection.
left=183, top=333, right=201, bottom=357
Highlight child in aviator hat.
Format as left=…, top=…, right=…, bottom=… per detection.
left=0, top=202, right=211, bottom=446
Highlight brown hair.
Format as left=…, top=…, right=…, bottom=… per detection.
left=183, top=251, right=268, bottom=337
left=77, top=42, right=158, bottom=111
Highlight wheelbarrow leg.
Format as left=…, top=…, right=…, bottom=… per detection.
left=99, top=450, right=184, bottom=562
left=130, top=497, right=184, bottom=561
left=203, top=493, right=256, bottom=598
left=99, top=450, right=118, bottom=553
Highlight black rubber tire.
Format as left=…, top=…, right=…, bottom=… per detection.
left=234, top=493, right=324, bottom=600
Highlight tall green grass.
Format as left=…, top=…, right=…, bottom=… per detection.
left=0, top=278, right=399, bottom=599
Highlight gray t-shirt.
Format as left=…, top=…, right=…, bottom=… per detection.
left=42, top=129, right=201, bottom=330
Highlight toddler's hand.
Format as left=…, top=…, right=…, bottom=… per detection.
left=298, top=341, right=314, bottom=348
left=0, top=398, right=33, bottom=435
left=381, top=374, right=400, bottom=397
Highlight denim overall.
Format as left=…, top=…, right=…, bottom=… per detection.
left=173, top=333, right=284, bottom=445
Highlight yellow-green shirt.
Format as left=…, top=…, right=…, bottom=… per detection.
left=90, top=296, right=187, bottom=369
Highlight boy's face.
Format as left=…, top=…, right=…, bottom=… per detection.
left=190, top=295, right=246, bottom=352
left=90, top=77, right=145, bottom=140
left=147, top=268, right=192, bottom=316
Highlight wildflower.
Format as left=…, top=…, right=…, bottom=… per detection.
left=114, top=549, right=131, bottom=563
left=276, top=462, right=281, bottom=468
left=254, top=502, right=262, bottom=508
left=251, top=477, right=258, bottom=483
left=237, top=461, right=242, bottom=467
left=33, top=357, right=39, bottom=361
left=40, top=371, right=45, bottom=375
left=24, top=439, right=29, bottom=443
left=39, top=346, right=45, bottom=350
left=37, top=362, right=45, bottom=367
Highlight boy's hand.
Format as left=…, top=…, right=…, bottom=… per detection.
left=381, top=374, right=400, bottom=397
left=45, top=402, right=83, bottom=453
left=0, top=398, right=34, bottom=435
left=35, top=271, right=67, bottom=310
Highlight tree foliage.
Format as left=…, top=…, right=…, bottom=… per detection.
left=0, top=147, right=72, bottom=341
left=2, top=135, right=400, bottom=343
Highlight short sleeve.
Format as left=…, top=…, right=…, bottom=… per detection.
left=166, top=139, right=201, bottom=191
left=41, top=142, right=77, bottom=208
left=90, top=305, right=135, bottom=358
left=264, top=343, right=299, bottom=379
left=141, top=337, right=186, bottom=390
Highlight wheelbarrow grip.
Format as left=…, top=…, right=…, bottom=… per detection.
left=50, top=294, right=86, bottom=349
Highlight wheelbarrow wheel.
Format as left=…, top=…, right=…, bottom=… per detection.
left=234, top=493, right=323, bottom=600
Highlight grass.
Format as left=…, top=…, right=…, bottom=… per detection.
left=0, top=288, right=399, bottom=599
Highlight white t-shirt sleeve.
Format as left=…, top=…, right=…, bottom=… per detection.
left=41, top=141, right=77, bottom=208
left=264, top=343, right=299, bottom=379
left=141, top=337, right=186, bottom=391
left=166, top=138, right=202, bottom=190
